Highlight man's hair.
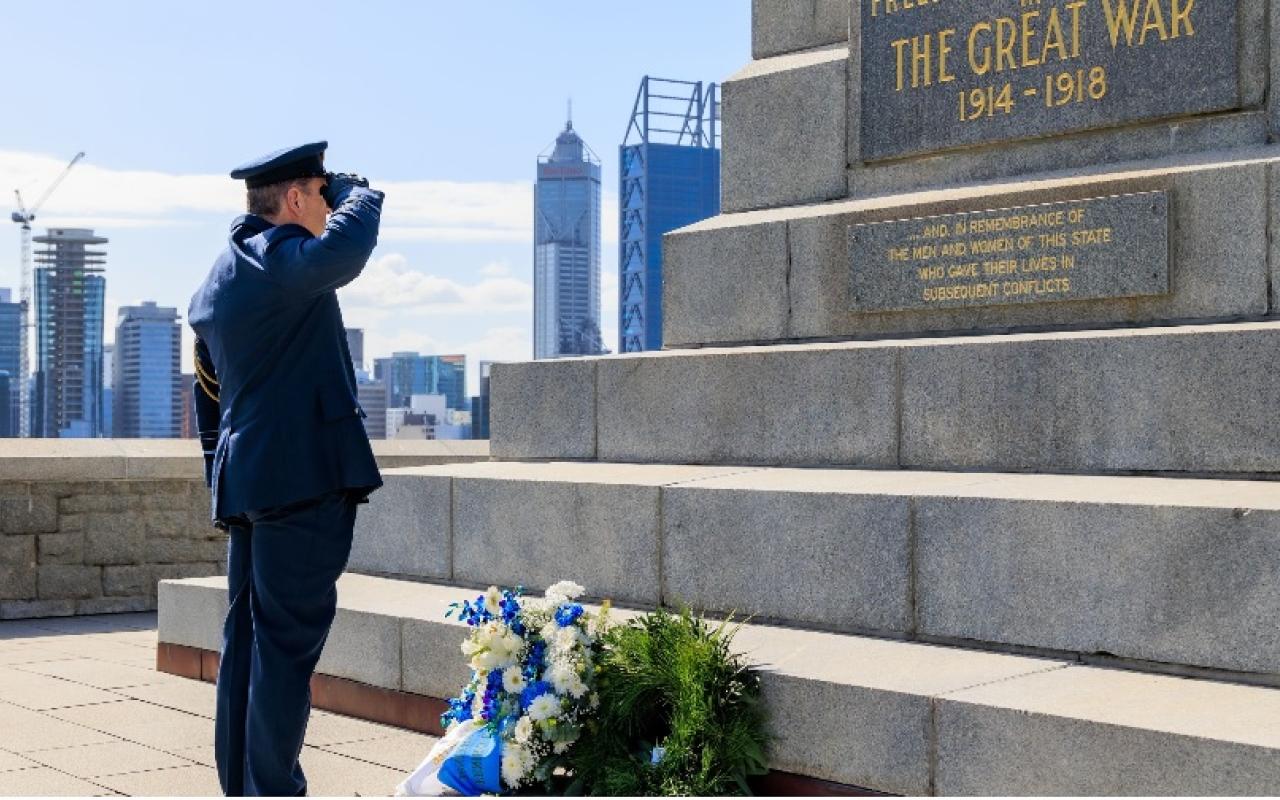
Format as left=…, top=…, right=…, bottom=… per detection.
left=246, top=178, right=312, bottom=218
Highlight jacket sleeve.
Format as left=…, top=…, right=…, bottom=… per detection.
left=193, top=336, right=220, bottom=489
left=267, top=185, right=384, bottom=297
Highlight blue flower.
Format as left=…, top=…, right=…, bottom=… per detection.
left=499, top=592, right=522, bottom=624
left=520, top=680, right=551, bottom=710
left=555, top=603, right=584, bottom=627
left=443, top=693, right=473, bottom=727
left=526, top=641, right=546, bottom=670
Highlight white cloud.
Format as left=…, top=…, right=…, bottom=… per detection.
left=24, top=216, right=194, bottom=231
left=455, top=326, right=531, bottom=366
left=381, top=180, right=530, bottom=241
left=339, top=253, right=532, bottom=315
left=480, top=261, right=511, bottom=277
left=337, top=305, right=394, bottom=330
left=379, top=226, right=529, bottom=244
left=0, top=149, right=533, bottom=245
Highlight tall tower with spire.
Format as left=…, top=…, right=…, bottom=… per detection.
left=533, top=110, right=604, bottom=359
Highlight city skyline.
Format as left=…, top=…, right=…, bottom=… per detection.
left=0, top=2, right=749, bottom=396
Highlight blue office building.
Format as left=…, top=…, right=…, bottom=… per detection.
left=619, top=78, right=721, bottom=353
left=102, top=344, right=113, bottom=439
left=32, top=229, right=107, bottom=438
left=0, top=374, right=11, bottom=438
left=0, top=289, right=23, bottom=436
left=470, top=361, right=491, bottom=440
left=374, top=352, right=467, bottom=412
left=113, top=302, right=181, bottom=438
left=534, top=114, right=605, bottom=359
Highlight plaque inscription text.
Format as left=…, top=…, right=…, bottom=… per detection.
left=848, top=192, right=1169, bottom=313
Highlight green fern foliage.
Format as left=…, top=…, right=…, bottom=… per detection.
left=565, top=609, right=770, bottom=796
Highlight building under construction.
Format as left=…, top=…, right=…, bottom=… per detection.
left=618, top=77, right=721, bottom=353
left=32, top=228, right=106, bottom=438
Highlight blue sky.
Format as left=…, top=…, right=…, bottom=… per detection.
left=2, top=1, right=749, bottom=388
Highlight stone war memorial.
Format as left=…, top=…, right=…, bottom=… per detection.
left=158, top=0, right=1280, bottom=795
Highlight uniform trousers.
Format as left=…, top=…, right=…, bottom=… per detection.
left=214, top=489, right=358, bottom=797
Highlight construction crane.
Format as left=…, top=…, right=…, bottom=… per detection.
left=10, top=151, right=85, bottom=437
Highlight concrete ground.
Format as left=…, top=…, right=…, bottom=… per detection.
left=0, top=613, right=439, bottom=796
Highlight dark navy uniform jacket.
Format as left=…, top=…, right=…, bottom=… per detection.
left=188, top=185, right=384, bottom=523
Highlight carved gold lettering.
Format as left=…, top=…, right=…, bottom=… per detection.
left=1102, top=0, right=1141, bottom=47
left=1040, top=6, right=1069, bottom=63
left=1102, top=0, right=1189, bottom=46
left=996, top=17, right=1017, bottom=71
left=892, top=38, right=911, bottom=91
left=1021, top=11, right=1041, bottom=67
left=1140, top=0, right=1169, bottom=44
left=1172, top=0, right=1192, bottom=37
left=968, top=21, right=993, bottom=75
left=1067, top=1, right=1087, bottom=56
left=912, top=33, right=934, bottom=87
left=938, top=28, right=957, bottom=82
left=1171, top=0, right=1195, bottom=37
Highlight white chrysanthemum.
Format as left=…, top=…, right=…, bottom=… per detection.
left=478, top=621, right=503, bottom=644
left=500, top=743, right=532, bottom=787
left=547, top=661, right=576, bottom=695
left=540, top=620, right=560, bottom=645
left=460, top=637, right=480, bottom=656
left=500, top=631, right=524, bottom=657
left=567, top=675, right=588, bottom=700
left=502, top=665, right=527, bottom=694
left=514, top=714, right=534, bottom=743
left=544, top=580, right=585, bottom=605
left=527, top=693, right=561, bottom=722
left=471, top=648, right=506, bottom=672
left=553, top=625, right=578, bottom=652
left=553, top=740, right=571, bottom=754
left=483, top=586, right=503, bottom=617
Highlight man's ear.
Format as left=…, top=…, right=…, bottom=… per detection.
left=285, top=185, right=305, bottom=216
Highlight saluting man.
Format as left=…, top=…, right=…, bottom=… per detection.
left=189, top=141, right=384, bottom=796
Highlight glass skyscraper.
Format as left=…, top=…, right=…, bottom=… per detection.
left=470, top=361, right=492, bottom=440
left=345, top=327, right=365, bottom=373
left=32, top=229, right=106, bottom=438
left=113, top=302, right=181, bottom=438
left=0, top=289, right=23, bottom=436
left=619, top=78, right=721, bottom=353
left=534, top=116, right=605, bottom=359
left=102, top=343, right=113, bottom=438
left=373, top=352, right=467, bottom=412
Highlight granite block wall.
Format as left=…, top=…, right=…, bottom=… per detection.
left=0, top=478, right=223, bottom=618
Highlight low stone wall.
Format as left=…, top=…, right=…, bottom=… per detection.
left=0, top=439, right=489, bottom=619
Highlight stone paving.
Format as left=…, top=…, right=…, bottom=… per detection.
left=0, top=612, right=439, bottom=796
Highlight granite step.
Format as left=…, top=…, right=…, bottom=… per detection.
left=347, top=461, right=1280, bottom=680
left=494, top=319, right=1280, bottom=478
left=157, top=573, right=1280, bottom=795
left=674, top=146, right=1280, bottom=347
